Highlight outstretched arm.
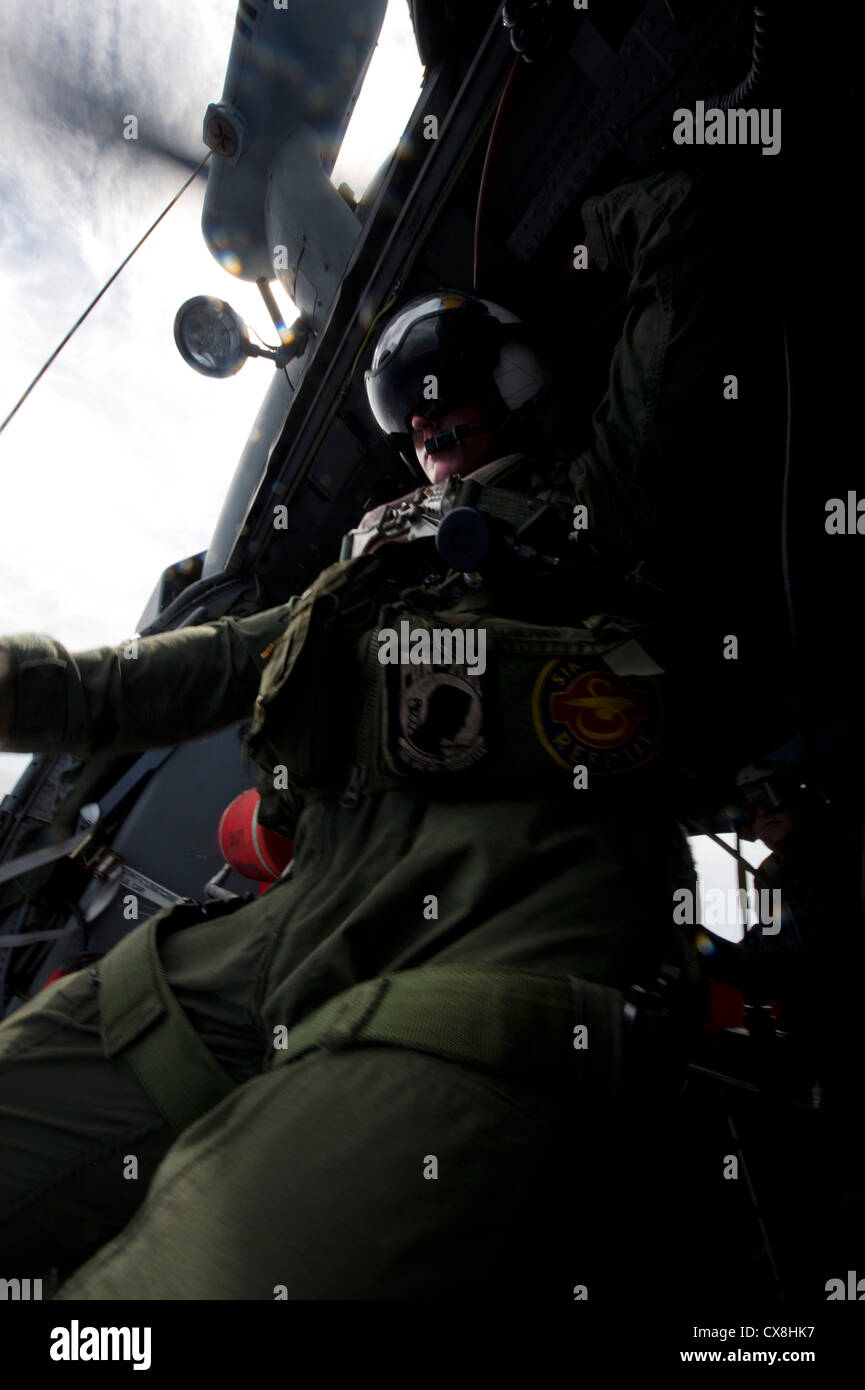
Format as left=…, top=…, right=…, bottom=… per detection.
left=0, top=601, right=295, bottom=760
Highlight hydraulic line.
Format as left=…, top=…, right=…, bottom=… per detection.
left=473, top=54, right=522, bottom=291
left=708, top=4, right=773, bottom=111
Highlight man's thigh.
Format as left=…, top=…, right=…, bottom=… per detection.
left=55, top=1045, right=593, bottom=1300
left=0, top=902, right=272, bottom=1274
left=0, top=966, right=174, bottom=1273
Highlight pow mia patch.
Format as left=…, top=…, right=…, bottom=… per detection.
left=395, top=666, right=486, bottom=774
left=532, top=659, right=660, bottom=775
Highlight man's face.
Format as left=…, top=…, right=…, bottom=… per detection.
left=750, top=802, right=796, bottom=851
left=411, top=401, right=497, bottom=484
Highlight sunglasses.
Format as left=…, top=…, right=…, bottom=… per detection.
left=740, top=797, right=787, bottom=822
left=408, top=400, right=458, bottom=428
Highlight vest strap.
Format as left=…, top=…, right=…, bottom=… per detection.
left=98, top=905, right=239, bottom=1132
left=272, top=964, right=627, bottom=1099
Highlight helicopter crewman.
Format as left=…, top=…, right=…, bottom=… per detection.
left=741, top=764, right=864, bottom=1116
left=694, top=762, right=863, bottom=1107
left=691, top=762, right=865, bottom=1298
left=0, top=169, right=790, bottom=1299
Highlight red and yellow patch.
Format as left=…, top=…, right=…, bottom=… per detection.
left=532, top=659, right=660, bottom=775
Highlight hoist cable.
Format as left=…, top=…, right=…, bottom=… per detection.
left=0, top=149, right=214, bottom=439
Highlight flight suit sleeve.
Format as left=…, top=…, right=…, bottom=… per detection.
left=0, top=601, right=296, bottom=760
left=561, top=169, right=744, bottom=571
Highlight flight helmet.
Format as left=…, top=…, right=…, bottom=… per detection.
left=734, top=762, right=802, bottom=839
left=364, top=290, right=548, bottom=470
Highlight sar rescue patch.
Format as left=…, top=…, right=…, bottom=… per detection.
left=532, top=659, right=660, bottom=775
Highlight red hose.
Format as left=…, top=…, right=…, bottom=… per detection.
left=473, top=55, right=522, bottom=293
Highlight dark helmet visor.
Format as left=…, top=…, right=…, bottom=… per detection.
left=365, top=295, right=497, bottom=438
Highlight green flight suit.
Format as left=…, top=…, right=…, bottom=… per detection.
left=0, top=171, right=778, bottom=1299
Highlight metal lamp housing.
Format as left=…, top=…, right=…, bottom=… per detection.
left=174, top=296, right=251, bottom=378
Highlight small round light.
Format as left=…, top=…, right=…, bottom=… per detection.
left=174, top=296, right=251, bottom=377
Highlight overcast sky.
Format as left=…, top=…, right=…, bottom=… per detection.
left=0, top=0, right=422, bottom=798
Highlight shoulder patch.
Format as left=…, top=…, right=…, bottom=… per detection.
left=532, top=658, right=660, bottom=775
left=396, top=666, right=486, bottom=773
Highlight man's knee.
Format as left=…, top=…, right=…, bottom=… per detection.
left=0, top=966, right=102, bottom=1061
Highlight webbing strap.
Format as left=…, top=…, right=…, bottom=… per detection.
left=98, top=911, right=238, bottom=1133
left=272, top=964, right=626, bottom=1096
left=460, top=478, right=543, bottom=530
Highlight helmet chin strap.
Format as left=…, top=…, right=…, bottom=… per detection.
left=423, top=390, right=542, bottom=458
left=425, top=421, right=495, bottom=455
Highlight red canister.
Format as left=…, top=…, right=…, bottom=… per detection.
left=217, top=788, right=294, bottom=882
